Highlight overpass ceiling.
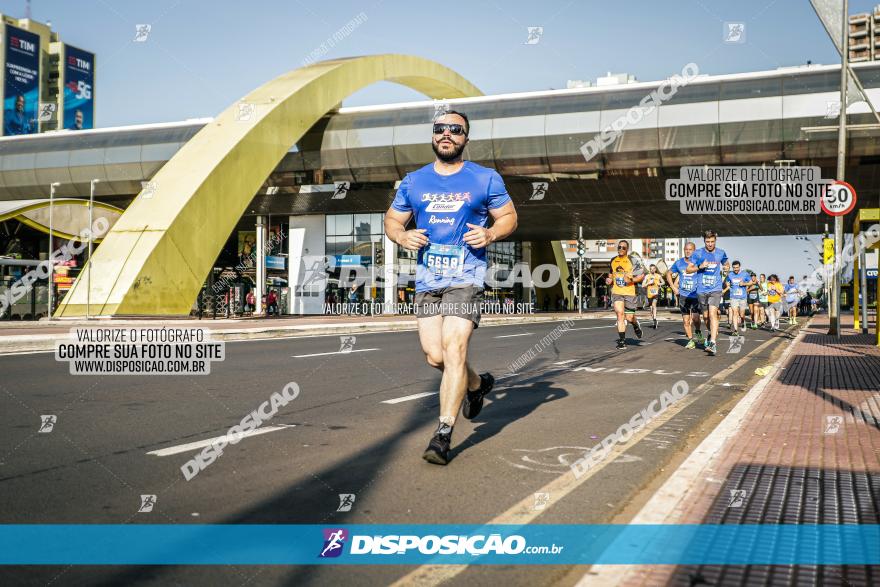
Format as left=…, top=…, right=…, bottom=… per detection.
left=247, top=167, right=878, bottom=240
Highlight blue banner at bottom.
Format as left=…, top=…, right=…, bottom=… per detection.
left=1, top=525, right=878, bottom=565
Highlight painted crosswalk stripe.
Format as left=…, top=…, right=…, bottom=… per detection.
left=381, top=392, right=438, bottom=404
left=292, top=348, right=379, bottom=358
left=146, top=425, right=296, bottom=457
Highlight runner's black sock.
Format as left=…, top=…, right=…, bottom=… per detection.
left=618, top=331, right=625, bottom=342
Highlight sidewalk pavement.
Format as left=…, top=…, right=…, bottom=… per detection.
left=585, top=315, right=880, bottom=586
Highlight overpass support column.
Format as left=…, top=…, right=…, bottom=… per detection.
left=255, top=216, right=266, bottom=315
left=383, top=234, right=397, bottom=314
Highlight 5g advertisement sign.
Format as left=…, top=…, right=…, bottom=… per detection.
left=3, top=24, right=40, bottom=136
left=63, top=44, right=94, bottom=130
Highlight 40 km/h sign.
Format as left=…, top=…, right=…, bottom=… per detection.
left=821, top=181, right=857, bottom=216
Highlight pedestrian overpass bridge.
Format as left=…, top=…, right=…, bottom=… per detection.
left=0, top=55, right=876, bottom=316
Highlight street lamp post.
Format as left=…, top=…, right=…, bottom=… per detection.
left=829, top=0, right=849, bottom=336
left=48, top=182, right=60, bottom=320
left=87, top=179, right=100, bottom=319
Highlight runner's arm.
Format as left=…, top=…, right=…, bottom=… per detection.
left=384, top=208, right=427, bottom=251
left=464, top=201, right=518, bottom=248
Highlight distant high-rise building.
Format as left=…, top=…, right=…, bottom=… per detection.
left=0, top=13, right=96, bottom=135
left=848, top=5, right=880, bottom=62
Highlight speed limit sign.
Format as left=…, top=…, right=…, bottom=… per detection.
left=821, top=181, right=857, bottom=216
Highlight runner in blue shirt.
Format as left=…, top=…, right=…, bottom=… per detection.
left=723, top=260, right=752, bottom=336
left=667, top=241, right=703, bottom=349
left=686, top=230, right=729, bottom=355
left=384, top=110, right=518, bottom=466
left=783, top=275, right=801, bottom=326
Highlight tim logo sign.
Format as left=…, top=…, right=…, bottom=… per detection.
left=319, top=528, right=348, bottom=558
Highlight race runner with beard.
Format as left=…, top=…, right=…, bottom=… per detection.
left=384, top=111, right=518, bottom=465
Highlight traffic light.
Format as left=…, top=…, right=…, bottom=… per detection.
left=577, top=239, right=586, bottom=257
left=566, top=274, right=574, bottom=285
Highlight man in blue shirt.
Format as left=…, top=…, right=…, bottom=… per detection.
left=686, top=230, right=729, bottom=355
left=384, top=110, right=518, bottom=465
left=4, top=95, right=34, bottom=135
left=723, top=260, right=752, bottom=336
left=667, top=241, right=703, bottom=349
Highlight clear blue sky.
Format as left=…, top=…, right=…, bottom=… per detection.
left=5, top=0, right=876, bottom=126
left=2, top=0, right=874, bottom=278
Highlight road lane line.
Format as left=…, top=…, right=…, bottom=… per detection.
left=568, top=325, right=616, bottom=331
left=390, top=331, right=791, bottom=587
left=146, top=425, right=296, bottom=457
left=292, top=348, right=379, bottom=358
left=493, top=333, right=534, bottom=338
left=381, top=392, right=438, bottom=404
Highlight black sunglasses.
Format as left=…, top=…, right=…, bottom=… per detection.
left=433, top=123, right=467, bottom=136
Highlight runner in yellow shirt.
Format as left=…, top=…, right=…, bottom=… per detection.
left=644, top=264, right=663, bottom=329
left=605, top=240, right=646, bottom=350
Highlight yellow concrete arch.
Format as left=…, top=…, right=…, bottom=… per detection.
left=56, top=55, right=482, bottom=316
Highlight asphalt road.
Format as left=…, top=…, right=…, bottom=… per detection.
left=0, top=316, right=800, bottom=587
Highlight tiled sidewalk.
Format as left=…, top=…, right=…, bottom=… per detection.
left=588, top=315, right=880, bottom=586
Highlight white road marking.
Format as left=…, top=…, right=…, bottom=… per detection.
left=567, top=325, right=616, bottom=331
left=292, top=348, right=378, bottom=358
left=381, top=392, right=438, bottom=404
left=494, top=333, right=534, bottom=338
left=146, top=425, right=296, bottom=457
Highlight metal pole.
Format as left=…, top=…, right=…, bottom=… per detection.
left=48, top=182, right=59, bottom=320
left=578, top=226, right=583, bottom=316
left=87, top=179, right=99, bottom=319
left=829, top=0, right=848, bottom=336
left=860, top=246, right=869, bottom=334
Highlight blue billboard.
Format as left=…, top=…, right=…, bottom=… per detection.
left=63, top=44, right=94, bottom=130
left=3, top=24, right=40, bottom=136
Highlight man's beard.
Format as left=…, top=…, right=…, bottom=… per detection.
left=432, top=140, right=465, bottom=162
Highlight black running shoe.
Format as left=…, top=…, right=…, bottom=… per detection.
left=462, top=373, right=494, bottom=420
left=652, top=318, right=658, bottom=329
left=422, top=432, right=451, bottom=465
left=616, top=339, right=626, bottom=350
left=634, top=321, right=643, bottom=339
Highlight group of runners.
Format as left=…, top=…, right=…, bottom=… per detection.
left=609, top=233, right=806, bottom=357
left=383, top=109, right=806, bottom=466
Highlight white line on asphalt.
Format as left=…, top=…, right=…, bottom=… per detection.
left=567, top=325, right=616, bottom=331
left=146, top=425, right=296, bottom=457
left=292, top=348, right=379, bottom=358
left=381, top=392, right=438, bottom=404
left=493, top=333, right=534, bottom=338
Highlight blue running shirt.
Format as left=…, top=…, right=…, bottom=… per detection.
left=391, top=161, right=511, bottom=292
left=725, top=270, right=752, bottom=299
left=690, top=247, right=729, bottom=294
left=670, top=257, right=698, bottom=298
